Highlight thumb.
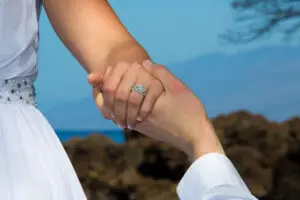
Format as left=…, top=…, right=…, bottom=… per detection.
left=142, top=60, right=177, bottom=91
left=93, top=87, right=112, bottom=120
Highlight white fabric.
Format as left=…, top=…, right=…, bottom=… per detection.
left=0, top=1, right=259, bottom=199
left=0, top=0, right=40, bottom=79
left=0, top=104, right=87, bottom=200
left=177, top=153, right=258, bottom=200
left=0, top=1, right=87, bottom=199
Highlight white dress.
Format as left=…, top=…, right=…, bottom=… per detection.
left=0, top=0, right=87, bottom=199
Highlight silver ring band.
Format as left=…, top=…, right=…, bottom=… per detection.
left=131, top=84, right=147, bottom=96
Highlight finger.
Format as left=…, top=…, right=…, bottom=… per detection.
left=136, top=78, right=164, bottom=122
left=142, top=60, right=155, bottom=73
left=93, top=88, right=111, bottom=120
left=142, top=60, right=166, bottom=94
left=101, top=63, right=131, bottom=118
left=113, top=63, right=142, bottom=128
left=88, top=73, right=103, bottom=88
left=103, top=65, right=113, bottom=81
left=99, top=104, right=112, bottom=120
left=89, top=69, right=113, bottom=119
left=127, top=91, right=144, bottom=128
left=123, top=64, right=150, bottom=128
left=143, top=60, right=188, bottom=94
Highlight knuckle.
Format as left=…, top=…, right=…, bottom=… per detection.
left=116, top=91, right=128, bottom=102
left=102, top=84, right=116, bottom=94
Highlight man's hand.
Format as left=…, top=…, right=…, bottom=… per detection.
left=130, top=61, right=225, bottom=160
left=89, top=61, right=224, bottom=161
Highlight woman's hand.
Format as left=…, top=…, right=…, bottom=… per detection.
left=88, top=62, right=164, bottom=129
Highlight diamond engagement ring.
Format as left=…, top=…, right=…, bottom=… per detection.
left=131, top=84, right=147, bottom=96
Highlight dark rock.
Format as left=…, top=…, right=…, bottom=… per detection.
left=137, top=140, right=189, bottom=181
left=124, top=128, right=146, bottom=140
left=213, top=111, right=289, bottom=164
left=286, top=117, right=300, bottom=154
left=62, top=111, right=300, bottom=200
left=134, top=179, right=178, bottom=200
left=265, top=156, right=300, bottom=200
left=226, top=146, right=273, bottom=197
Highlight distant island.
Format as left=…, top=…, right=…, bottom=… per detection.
left=46, top=45, right=300, bottom=130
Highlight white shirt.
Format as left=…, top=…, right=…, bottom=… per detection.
left=0, top=0, right=40, bottom=80
left=177, top=153, right=258, bottom=200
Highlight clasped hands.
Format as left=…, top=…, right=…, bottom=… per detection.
left=88, top=60, right=224, bottom=160
left=89, top=60, right=164, bottom=129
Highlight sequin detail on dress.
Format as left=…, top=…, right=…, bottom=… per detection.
left=0, top=76, right=36, bottom=106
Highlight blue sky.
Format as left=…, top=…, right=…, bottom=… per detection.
left=35, top=0, right=296, bottom=130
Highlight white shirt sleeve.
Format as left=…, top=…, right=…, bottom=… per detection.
left=177, top=153, right=258, bottom=200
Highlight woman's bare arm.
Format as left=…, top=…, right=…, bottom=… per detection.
left=42, top=0, right=150, bottom=73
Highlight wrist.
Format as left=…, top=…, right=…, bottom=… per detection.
left=183, top=119, right=225, bottom=162
left=192, top=135, right=225, bottom=161
left=104, top=40, right=150, bottom=68
left=87, top=40, right=149, bottom=74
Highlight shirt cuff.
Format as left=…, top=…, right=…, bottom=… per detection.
left=177, top=153, right=251, bottom=200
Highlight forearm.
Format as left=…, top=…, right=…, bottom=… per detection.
left=43, top=0, right=150, bottom=74
left=104, top=41, right=150, bottom=71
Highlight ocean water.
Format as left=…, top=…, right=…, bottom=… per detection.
left=55, top=129, right=125, bottom=143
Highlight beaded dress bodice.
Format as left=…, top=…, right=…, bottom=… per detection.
left=0, top=0, right=41, bottom=105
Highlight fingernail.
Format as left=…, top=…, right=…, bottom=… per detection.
left=118, top=124, right=125, bottom=129
left=128, top=125, right=132, bottom=130
left=137, top=116, right=143, bottom=121
left=110, top=112, right=115, bottom=119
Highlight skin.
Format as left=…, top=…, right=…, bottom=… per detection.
left=42, top=0, right=146, bottom=73
left=42, top=0, right=224, bottom=157
left=89, top=61, right=225, bottom=161
left=89, top=62, right=164, bottom=128
left=42, top=0, right=162, bottom=123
